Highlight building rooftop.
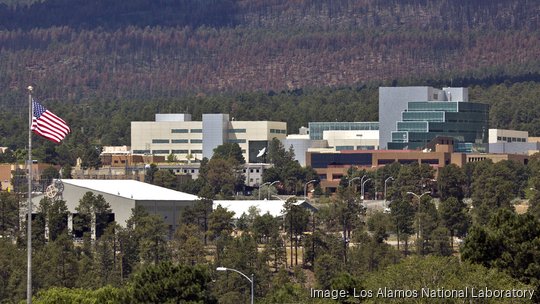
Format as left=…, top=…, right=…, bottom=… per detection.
left=61, top=179, right=199, bottom=201
left=213, top=199, right=311, bottom=218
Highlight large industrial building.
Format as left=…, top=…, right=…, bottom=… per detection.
left=131, top=113, right=287, bottom=162
left=30, top=179, right=200, bottom=239
left=379, top=87, right=489, bottom=152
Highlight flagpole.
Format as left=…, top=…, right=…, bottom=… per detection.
left=27, top=85, right=33, bottom=304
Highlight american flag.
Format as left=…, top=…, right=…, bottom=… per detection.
left=32, top=100, right=71, bottom=143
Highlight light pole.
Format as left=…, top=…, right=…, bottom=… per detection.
left=406, top=191, right=431, bottom=202
left=304, top=179, right=317, bottom=200
left=216, top=267, right=254, bottom=304
left=361, top=178, right=371, bottom=200
left=348, top=176, right=361, bottom=187
left=267, top=180, right=280, bottom=200
left=384, top=176, right=395, bottom=203
left=406, top=191, right=431, bottom=242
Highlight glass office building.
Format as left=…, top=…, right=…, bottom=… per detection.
left=388, top=101, right=489, bottom=151
left=309, top=122, right=379, bottom=140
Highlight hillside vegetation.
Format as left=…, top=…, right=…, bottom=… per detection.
left=0, top=0, right=538, bottom=98
left=0, top=0, right=539, bottom=154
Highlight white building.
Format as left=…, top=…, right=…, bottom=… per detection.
left=213, top=199, right=317, bottom=219
left=488, top=129, right=528, bottom=143
left=30, top=179, right=200, bottom=239
left=487, top=129, right=540, bottom=154
left=131, top=113, right=287, bottom=163
left=323, top=130, right=379, bottom=151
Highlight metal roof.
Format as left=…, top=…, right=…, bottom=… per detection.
left=61, top=179, right=199, bottom=201
left=213, top=199, right=314, bottom=218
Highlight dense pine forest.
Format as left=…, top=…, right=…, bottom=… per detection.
left=1, top=1, right=540, bottom=303
left=0, top=0, right=539, bottom=160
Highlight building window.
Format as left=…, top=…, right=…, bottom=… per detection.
left=191, top=139, right=203, bottom=143
left=152, top=139, right=169, bottom=144
left=171, top=129, right=188, bottom=133
left=191, top=150, right=202, bottom=154
left=191, top=129, right=202, bottom=133
left=133, top=150, right=150, bottom=154
left=228, top=129, right=246, bottom=133
left=152, top=150, right=170, bottom=154
left=172, top=139, right=188, bottom=143
left=497, top=136, right=502, bottom=140
left=270, top=129, right=287, bottom=134
left=172, top=149, right=188, bottom=154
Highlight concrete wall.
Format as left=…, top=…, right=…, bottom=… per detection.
left=488, top=142, right=540, bottom=154
left=379, top=87, right=432, bottom=149
left=59, top=182, right=136, bottom=228
left=202, top=114, right=229, bottom=159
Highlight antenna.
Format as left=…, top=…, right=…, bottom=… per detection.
left=256, top=147, right=266, bottom=158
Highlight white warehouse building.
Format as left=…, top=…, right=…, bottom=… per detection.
left=30, top=179, right=200, bottom=239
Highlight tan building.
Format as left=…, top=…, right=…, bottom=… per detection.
left=131, top=113, right=287, bottom=162
left=307, top=144, right=529, bottom=193
left=0, top=163, right=57, bottom=192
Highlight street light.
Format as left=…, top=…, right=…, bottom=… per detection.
left=348, top=176, right=361, bottom=187
left=267, top=180, right=280, bottom=199
left=406, top=191, right=431, bottom=201
left=384, top=177, right=395, bottom=202
left=361, top=178, right=371, bottom=200
left=216, top=267, right=254, bottom=304
left=304, top=179, right=317, bottom=200
left=406, top=191, right=432, bottom=241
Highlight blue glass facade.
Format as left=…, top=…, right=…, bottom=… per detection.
left=388, top=101, right=489, bottom=151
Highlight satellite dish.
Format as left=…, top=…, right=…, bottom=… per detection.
left=257, top=147, right=266, bottom=158
left=45, top=184, right=58, bottom=199
left=45, top=180, right=64, bottom=199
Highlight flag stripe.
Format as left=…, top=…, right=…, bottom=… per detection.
left=40, top=112, right=70, bottom=134
left=31, top=100, right=70, bottom=143
left=34, top=114, right=70, bottom=136
left=32, top=128, right=61, bottom=143
left=33, top=119, right=65, bottom=141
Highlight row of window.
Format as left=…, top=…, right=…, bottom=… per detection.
left=171, top=129, right=202, bottom=133
left=152, top=139, right=203, bottom=144
left=270, top=129, right=287, bottom=134
left=497, top=136, right=526, bottom=143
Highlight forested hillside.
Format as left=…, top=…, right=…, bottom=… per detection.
left=0, top=0, right=539, bottom=156
left=0, top=0, right=538, bottom=98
